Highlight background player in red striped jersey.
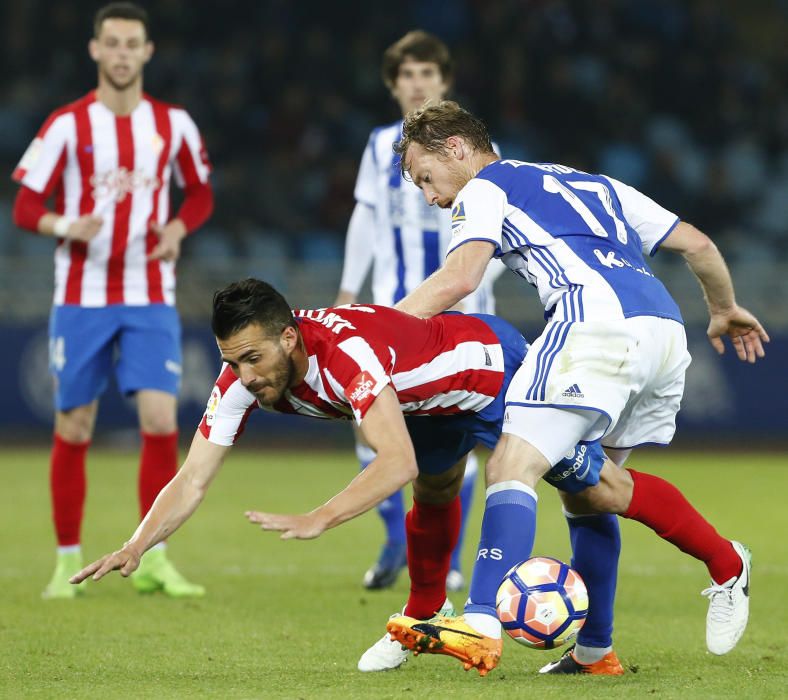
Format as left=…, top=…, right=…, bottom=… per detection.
left=11, top=2, right=213, bottom=599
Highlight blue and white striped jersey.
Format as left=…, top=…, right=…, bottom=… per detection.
left=447, top=160, right=682, bottom=323
left=354, top=120, right=498, bottom=313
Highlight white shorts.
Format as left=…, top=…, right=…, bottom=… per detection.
left=502, top=316, right=691, bottom=464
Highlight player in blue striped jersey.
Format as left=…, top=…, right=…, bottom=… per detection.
left=388, top=101, right=768, bottom=673
left=336, top=33, right=503, bottom=593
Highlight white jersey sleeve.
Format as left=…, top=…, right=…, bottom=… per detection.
left=199, top=365, right=258, bottom=446
left=604, top=176, right=679, bottom=256
left=170, top=108, right=212, bottom=187
left=13, top=112, right=73, bottom=193
left=353, top=135, right=378, bottom=207
left=338, top=201, right=376, bottom=294
left=446, top=178, right=508, bottom=257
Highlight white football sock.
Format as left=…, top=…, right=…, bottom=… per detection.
left=464, top=612, right=502, bottom=639
left=573, top=643, right=611, bottom=664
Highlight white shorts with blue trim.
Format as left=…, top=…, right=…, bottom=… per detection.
left=502, top=316, right=690, bottom=462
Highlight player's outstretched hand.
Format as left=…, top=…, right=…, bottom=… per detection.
left=69, top=544, right=143, bottom=585
left=707, top=304, right=770, bottom=363
left=245, top=510, right=326, bottom=540
left=67, top=215, right=103, bottom=242
left=148, top=220, right=186, bottom=262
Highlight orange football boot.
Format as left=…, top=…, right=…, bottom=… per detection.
left=538, top=645, right=624, bottom=675
left=386, top=614, right=502, bottom=676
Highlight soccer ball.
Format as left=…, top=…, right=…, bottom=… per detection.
left=496, top=556, right=588, bottom=649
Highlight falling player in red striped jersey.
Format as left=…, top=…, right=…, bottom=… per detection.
left=72, top=279, right=752, bottom=675
left=11, top=2, right=212, bottom=599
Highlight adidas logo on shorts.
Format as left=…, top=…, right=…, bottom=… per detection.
left=561, top=383, right=584, bottom=399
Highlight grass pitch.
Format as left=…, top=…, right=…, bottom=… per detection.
left=1, top=446, right=786, bottom=699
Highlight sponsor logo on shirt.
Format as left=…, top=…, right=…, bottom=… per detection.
left=90, top=167, right=161, bottom=203
left=348, top=371, right=376, bottom=405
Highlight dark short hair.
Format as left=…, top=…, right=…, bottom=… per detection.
left=211, top=279, right=296, bottom=340
left=381, top=30, right=453, bottom=91
left=394, top=100, right=493, bottom=172
left=94, top=2, right=150, bottom=39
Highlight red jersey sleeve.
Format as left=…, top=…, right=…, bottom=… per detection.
left=12, top=186, right=50, bottom=231
left=198, top=364, right=258, bottom=446
left=328, top=333, right=395, bottom=424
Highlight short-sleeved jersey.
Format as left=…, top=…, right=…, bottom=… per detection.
left=13, top=91, right=211, bottom=307
left=448, top=160, right=682, bottom=323
left=355, top=120, right=498, bottom=313
left=199, top=306, right=507, bottom=446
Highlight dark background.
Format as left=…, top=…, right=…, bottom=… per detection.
left=0, top=0, right=785, bottom=441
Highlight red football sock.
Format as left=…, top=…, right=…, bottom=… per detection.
left=404, top=497, right=461, bottom=619
left=138, top=431, right=178, bottom=520
left=623, top=469, right=741, bottom=584
left=50, top=434, right=89, bottom=547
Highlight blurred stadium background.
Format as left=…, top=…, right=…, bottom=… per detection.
left=0, top=0, right=785, bottom=442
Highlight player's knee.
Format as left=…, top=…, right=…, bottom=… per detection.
left=138, top=405, right=177, bottom=434
left=55, top=406, right=96, bottom=443
left=137, top=391, right=177, bottom=434
left=413, top=471, right=463, bottom=504
left=485, top=447, right=546, bottom=488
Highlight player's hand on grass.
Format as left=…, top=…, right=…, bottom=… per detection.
left=69, top=544, right=143, bottom=584
left=245, top=510, right=326, bottom=540
left=707, top=304, right=769, bottom=363
left=148, top=219, right=187, bottom=262
left=66, top=215, right=103, bottom=242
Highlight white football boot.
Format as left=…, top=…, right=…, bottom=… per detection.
left=357, top=598, right=455, bottom=672
left=702, top=541, right=751, bottom=655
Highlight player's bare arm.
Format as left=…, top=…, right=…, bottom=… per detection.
left=395, top=240, right=495, bottom=318
left=246, top=386, right=418, bottom=540
left=70, top=432, right=229, bottom=584
left=661, top=221, right=769, bottom=362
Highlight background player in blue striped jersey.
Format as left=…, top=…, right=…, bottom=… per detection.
left=388, top=101, right=768, bottom=675
left=335, top=32, right=503, bottom=592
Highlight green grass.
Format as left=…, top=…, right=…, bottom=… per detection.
left=1, top=447, right=786, bottom=699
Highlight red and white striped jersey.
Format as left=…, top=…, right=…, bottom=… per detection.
left=13, top=91, right=211, bottom=307
left=199, top=306, right=506, bottom=446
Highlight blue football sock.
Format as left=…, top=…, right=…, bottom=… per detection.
left=466, top=481, right=538, bottom=617
left=566, top=511, right=621, bottom=649
left=450, top=453, right=478, bottom=572
left=357, top=443, right=406, bottom=545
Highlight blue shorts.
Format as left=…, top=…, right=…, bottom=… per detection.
left=48, top=304, right=182, bottom=411
left=406, top=313, right=525, bottom=476
left=406, top=313, right=607, bottom=492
